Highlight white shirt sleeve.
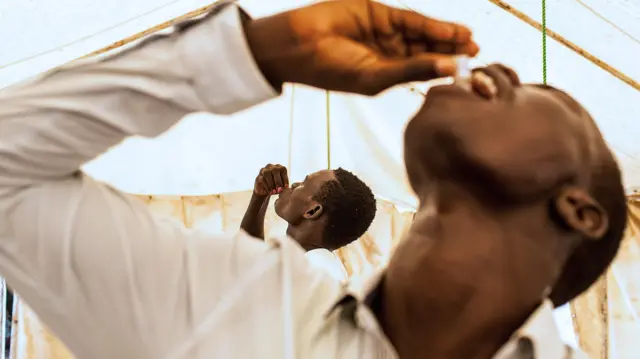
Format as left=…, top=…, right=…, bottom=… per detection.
left=0, top=4, right=279, bottom=358
left=305, top=249, right=348, bottom=282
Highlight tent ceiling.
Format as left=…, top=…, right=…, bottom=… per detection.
left=1, top=0, right=639, bottom=202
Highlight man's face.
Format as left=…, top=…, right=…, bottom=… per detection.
left=387, top=67, right=611, bottom=312
left=275, top=169, right=335, bottom=237
left=404, top=72, right=599, bottom=205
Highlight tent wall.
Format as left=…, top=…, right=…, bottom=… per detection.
left=2, top=0, right=640, bottom=358
left=3, top=0, right=640, bottom=193
left=80, top=84, right=424, bottom=208
left=9, top=194, right=640, bottom=359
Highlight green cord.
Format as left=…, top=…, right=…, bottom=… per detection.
left=542, top=0, right=547, bottom=84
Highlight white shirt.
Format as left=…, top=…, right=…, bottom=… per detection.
left=305, top=249, right=348, bottom=282
left=0, top=2, right=587, bottom=358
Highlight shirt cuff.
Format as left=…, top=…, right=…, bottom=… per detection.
left=182, top=3, right=279, bottom=114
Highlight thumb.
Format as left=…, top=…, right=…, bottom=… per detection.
left=363, top=55, right=457, bottom=95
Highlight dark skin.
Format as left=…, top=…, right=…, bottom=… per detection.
left=243, top=2, right=609, bottom=358
left=374, top=66, right=610, bottom=359
left=244, top=0, right=479, bottom=95
left=240, top=164, right=335, bottom=251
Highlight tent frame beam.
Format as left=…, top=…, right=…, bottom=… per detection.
left=487, top=0, right=639, bottom=91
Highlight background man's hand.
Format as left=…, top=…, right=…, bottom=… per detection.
left=243, top=0, right=479, bottom=95
left=254, top=164, right=289, bottom=197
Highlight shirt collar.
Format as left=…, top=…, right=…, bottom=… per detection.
left=328, top=268, right=573, bottom=359
left=493, top=300, right=569, bottom=359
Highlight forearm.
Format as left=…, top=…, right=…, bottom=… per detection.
left=0, top=3, right=276, bottom=190
left=240, top=194, right=270, bottom=239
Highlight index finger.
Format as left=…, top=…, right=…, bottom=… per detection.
left=387, top=6, right=474, bottom=44
left=281, top=167, right=289, bottom=188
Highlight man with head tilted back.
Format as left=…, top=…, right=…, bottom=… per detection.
left=0, top=0, right=625, bottom=358
left=377, top=65, right=626, bottom=358
left=240, top=164, right=376, bottom=281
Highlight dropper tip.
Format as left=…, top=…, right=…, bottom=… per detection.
left=455, top=56, right=471, bottom=79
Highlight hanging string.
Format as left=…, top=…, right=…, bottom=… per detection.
left=542, top=0, right=548, bottom=84
left=325, top=90, right=331, bottom=169
left=287, top=85, right=296, bottom=173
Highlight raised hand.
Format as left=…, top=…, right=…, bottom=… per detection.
left=243, top=0, right=479, bottom=95
left=253, top=164, right=290, bottom=197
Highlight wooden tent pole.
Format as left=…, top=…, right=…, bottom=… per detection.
left=487, top=0, right=639, bottom=91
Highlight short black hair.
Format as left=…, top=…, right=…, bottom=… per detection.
left=313, top=168, right=377, bottom=250
left=550, top=157, right=627, bottom=306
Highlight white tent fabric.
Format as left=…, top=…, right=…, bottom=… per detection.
left=1, top=0, right=639, bottom=358
left=2, top=0, right=639, bottom=198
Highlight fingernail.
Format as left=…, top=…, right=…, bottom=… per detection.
left=435, top=58, right=457, bottom=76
left=277, top=187, right=282, bottom=193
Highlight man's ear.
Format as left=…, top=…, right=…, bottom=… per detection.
left=303, top=202, right=324, bottom=220
left=553, top=187, right=609, bottom=240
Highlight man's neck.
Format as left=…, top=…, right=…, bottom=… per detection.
left=374, top=199, right=550, bottom=359
left=288, top=227, right=324, bottom=252
left=373, top=277, right=538, bottom=359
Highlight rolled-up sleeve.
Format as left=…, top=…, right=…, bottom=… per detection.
left=0, top=3, right=278, bottom=358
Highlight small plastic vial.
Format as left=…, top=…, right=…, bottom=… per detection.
left=455, top=56, right=471, bottom=79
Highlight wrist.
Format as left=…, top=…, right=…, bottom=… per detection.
left=241, top=12, right=291, bottom=91
left=251, top=192, right=270, bottom=202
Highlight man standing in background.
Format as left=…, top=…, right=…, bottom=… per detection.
left=241, top=164, right=376, bottom=281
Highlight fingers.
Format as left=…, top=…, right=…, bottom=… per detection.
left=272, top=170, right=284, bottom=189
left=361, top=54, right=457, bottom=95
left=387, top=6, right=479, bottom=56
left=272, top=165, right=288, bottom=189
left=388, top=6, right=472, bottom=43
left=258, top=164, right=289, bottom=195
left=254, top=175, right=269, bottom=196
left=428, top=41, right=480, bottom=56
left=404, top=39, right=478, bottom=58
left=281, top=168, right=290, bottom=189
left=471, top=63, right=520, bottom=100
left=263, top=170, right=276, bottom=192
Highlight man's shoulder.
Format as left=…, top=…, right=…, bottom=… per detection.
left=305, top=249, right=348, bottom=282
left=262, top=235, right=343, bottom=280
left=305, top=248, right=338, bottom=262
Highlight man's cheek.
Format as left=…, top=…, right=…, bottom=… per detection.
left=477, top=151, right=576, bottom=202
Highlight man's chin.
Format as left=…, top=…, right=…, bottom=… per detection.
left=273, top=200, right=283, bottom=218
